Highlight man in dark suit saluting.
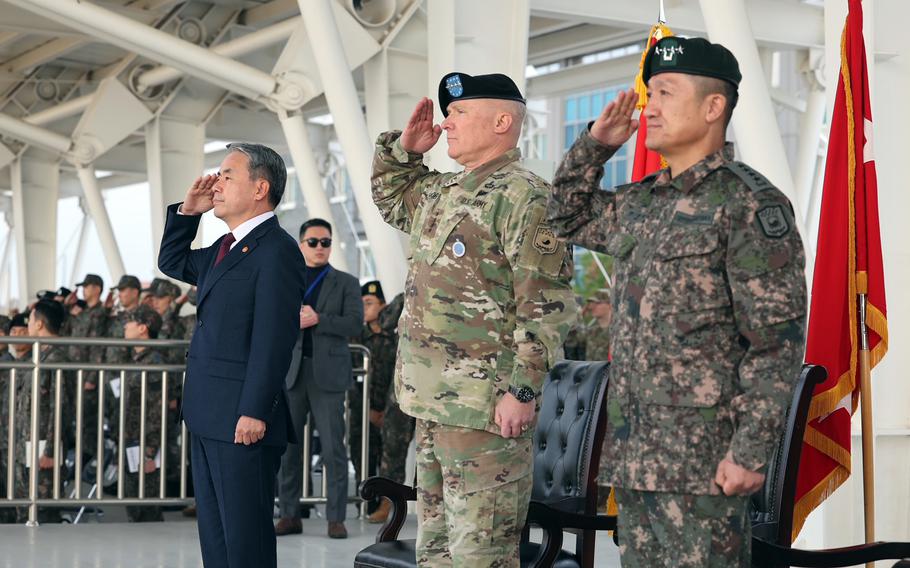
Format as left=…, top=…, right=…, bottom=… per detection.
left=158, top=143, right=305, bottom=568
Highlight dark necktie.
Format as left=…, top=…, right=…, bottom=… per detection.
left=214, top=233, right=236, bottom=266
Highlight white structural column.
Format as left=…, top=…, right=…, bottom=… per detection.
left=0, top=113, right=71, bottom=155
left=277, top=111, right=349, bottom=271
left=698, top=0, right=804, bottom=235
left=69, top=208, right=92, bottom=285
left=146, top=117, right=205, bottom=253
left=426, top=0, right=531, bottom=169
left=298, top=0, right=407, bottom=295
left=794, top=50, right=827, bottom=248
left=10, top=157, right=59, bottom=303
left=76, top=166, right=126, bottom=281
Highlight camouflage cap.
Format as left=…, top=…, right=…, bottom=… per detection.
left=438, top=72, right=526, bottom=117
left=644, top=36, right=741, bottom=87
left=143, top=278, right=180, bottom=298
left=590, top=289, right=611, bottom=304
left=361, top=280, right=385, bottom=302
left=126, top=305, right=162, bottom=336
left=0, top=315, right=10, bottom=333
left=7, top=313, right=28, bottom=333
left=75, top=274, right=104, bottom=289
left=115, top=275, right=142, bottom=291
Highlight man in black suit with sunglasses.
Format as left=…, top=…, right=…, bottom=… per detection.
left=275, top=218, right=363, bottom=539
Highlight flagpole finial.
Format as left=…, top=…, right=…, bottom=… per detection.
left=658, top=0, right=666, bottom=24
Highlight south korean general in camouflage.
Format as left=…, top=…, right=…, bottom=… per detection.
left=371, top=102, right=576, bottom=439
left=545, top=59, right=807, bottom=496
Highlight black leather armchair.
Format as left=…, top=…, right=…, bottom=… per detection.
left=354, top=360, right=613, bottom=568
left=750, top=365, right=910, bottom=567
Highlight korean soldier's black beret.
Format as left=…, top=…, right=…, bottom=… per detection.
left=644, top=36, right=742, bottom=87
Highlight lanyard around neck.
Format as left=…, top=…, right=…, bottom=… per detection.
left=304, top=266, right=331, bottom=302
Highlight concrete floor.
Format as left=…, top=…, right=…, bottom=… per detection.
left=0, top=505, right=622, bottom=567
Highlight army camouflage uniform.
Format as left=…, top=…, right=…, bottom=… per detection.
left=66, top=302, right=109, bottom=459
left=372, top=131, right=576, bottom=566
left=562, top=320, right=587, bottom=361
left=105, top=306, right=138, bottom=366
left=13, top=344, right=74, bottom=523
left=376, top=294, right=415, bottom=486
left=0, top=349, right=15, bottom=522
left=349, top=316, right=395, bottom=485
left=121, top=347, right=166, bottom=522
left=585, top=321, right=610, bottom=363
left=547, top=131, right=807, bottom=566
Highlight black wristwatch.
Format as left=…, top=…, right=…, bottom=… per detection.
left=508, top=384, right=536, bottom=404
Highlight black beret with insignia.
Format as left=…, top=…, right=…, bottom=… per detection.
left=361, top=280, right=385, bottom=303
left=644, top=36, right=742, bottom=87
left=438, top=72, right=526, bottom=117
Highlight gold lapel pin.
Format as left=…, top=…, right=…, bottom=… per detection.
left=242, top=246, right=249, bottom=253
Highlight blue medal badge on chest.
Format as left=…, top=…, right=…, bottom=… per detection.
left=452, top=239, right=466, bottom=258
left=446, top=74, right=464, bottom=97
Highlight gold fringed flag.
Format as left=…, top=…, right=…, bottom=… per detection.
left=793, top=0, right=888, bottom=541
left=631, top=22, right=672, bottom=181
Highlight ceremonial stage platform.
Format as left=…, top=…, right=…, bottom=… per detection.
left=0, top=506, right=622, bottom=567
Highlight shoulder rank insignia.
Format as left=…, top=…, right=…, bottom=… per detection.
left=757, top=205, right=790, bottom=238
left=533, top=226, right=558, bottom=254
left=724, top=161, right=775, bottom=193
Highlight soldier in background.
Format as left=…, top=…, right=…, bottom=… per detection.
left=547, top=36, right=807, bottom=566
left=561, top=296, right=587, bottom=360
left=585, top=289, right=612, bottom=363
left=368, top=292, right=413, bottom=524
left=121, top=305, right=166, bottom=522
left=0, top=315, right=14, bottom=522
left=372, top=72, right=576, bottom=565
left=144, top=278, right=186, bottom=362
left=69, top=274, right=109, bottom=462
left=105, top=275, right=143, bottom=365
left=178, top=286, right=198, bottom=341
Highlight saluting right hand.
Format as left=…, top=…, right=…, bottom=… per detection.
left=400, top=97, right=442, bottom=154
left=180, top=174, right=218, bottom=216
left=590, top=88, right=639, bottom=148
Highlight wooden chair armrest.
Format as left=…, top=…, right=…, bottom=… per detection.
left=358, top=476, right=417, bottom=543
left=752, top=536, right=910, bottom=567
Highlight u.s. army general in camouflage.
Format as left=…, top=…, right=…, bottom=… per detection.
left=371, top=132, right=576, bottom=435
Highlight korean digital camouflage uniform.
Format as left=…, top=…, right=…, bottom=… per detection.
left=548, top=128, right=807, bottom=565
left=372, top=122, right=576, bottom=566
left=122, top=344, right=166, bottom=522
left=376, top=294, right=414, bottom=486
left=0, top=317, right=14, bottom=522
left=349, top=312, right=395, bottom=487
left=67, top=301, right=109, bottom=459
left=13, top=344, right=74, bottom=523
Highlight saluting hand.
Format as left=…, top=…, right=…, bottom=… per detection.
left=590, top=88, right=639, bottom=148
left=400, top=97, right=442, bottom=154
left=180, top=174, right=218, bottom=216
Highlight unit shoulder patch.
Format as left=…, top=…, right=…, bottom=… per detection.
left=756, top=204, right=790, bottom=238
left=533, top=226, right=558, bottom=254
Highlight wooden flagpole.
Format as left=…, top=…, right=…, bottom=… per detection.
left=857, top=291, right=875, bottom=568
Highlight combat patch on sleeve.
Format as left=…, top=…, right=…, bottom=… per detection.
left=757, top=204, right=790, bottom=238
left=533, top=226, right=558, bottom=254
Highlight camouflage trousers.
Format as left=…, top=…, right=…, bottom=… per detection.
left=13, top=464, right=63, bottom=523
left=378, top=401, right=415, bottom=484
left=124, top=468, right=164, bottom=522
left=415, top=419, right=532, bottom=568
left=614, top=488, right=751, bottom=567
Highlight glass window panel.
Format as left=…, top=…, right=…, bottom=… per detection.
left=566, top=98, right=577, bottom=122
left=592, top=92, right=604, bottom=114
left=616, top=160, right=627, bottom=184
left=564, top=125, right=576, bottom=150
left=579, top=96, right=590, bottom=120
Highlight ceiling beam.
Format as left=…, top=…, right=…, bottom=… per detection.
left=240, top=0, right=299, bottom=27
left=529, top=0, right=825, bottom=50
left=2, top=37, right=86, bottom=74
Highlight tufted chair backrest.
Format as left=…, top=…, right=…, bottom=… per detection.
left=749, top=364, right=827, bottom=546
left=531, top=360, right=610, bottom=515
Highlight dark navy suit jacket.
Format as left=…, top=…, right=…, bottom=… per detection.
left=158, top=203, right=304, bottom=446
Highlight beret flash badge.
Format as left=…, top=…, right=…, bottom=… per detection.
left=446, top=74, right=463, bottom=97
left=533, top=227, right=558, bottom=254
left=757, top=205, right=790, bottom=238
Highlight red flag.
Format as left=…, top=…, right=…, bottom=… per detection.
left=631, top=23, right=672, bottom=181
left=793, top=0, right=888, bottom=541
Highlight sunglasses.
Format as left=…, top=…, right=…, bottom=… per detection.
left=305, top=238, right=332, bottom=248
